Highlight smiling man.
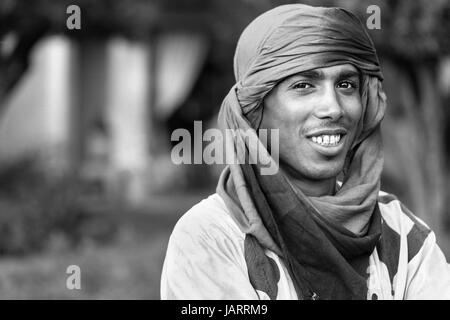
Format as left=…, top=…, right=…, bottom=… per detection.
left=260, top=64, right=362, bottom=199
left=160, top=4, right=450, bottom=300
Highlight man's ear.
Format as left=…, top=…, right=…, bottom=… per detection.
left=358, top=70, right=364, bottom=96
left=246, top=103, right=265, bottom=131
left=256, top=103, right=265, bottom=131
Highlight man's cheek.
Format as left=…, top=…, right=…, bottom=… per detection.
left=350, top=102, right=363, bottom=123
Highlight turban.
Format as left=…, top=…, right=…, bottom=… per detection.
left=216, top=4, right=387, bottom=300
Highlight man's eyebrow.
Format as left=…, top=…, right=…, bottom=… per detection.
left=336, top=70, right=360, bottom=80
left=293, top=70, right=324, bottom=80
left=285, top=69, right=361, bottom=85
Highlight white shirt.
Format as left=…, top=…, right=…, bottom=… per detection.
left=161, top=193, right=450, bottom=300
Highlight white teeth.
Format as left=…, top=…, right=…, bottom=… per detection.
left=310, top=134, right=342, bottom=146
left=330, top=136, right=335, bottom=144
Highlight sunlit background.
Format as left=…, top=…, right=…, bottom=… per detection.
left=0, top=0, right=449, bottom=299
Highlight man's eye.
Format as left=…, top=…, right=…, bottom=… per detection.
left=337, top=81, right=356, bottom=89
left=293, top=82, right=313, bottom=89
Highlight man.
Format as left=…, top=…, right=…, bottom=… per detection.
left=160, top=4, right=450, bottom=299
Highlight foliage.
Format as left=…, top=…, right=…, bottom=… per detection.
left=0, top=157, right=119, bottom=256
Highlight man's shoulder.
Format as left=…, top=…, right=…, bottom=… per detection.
left=169, top=193, right=244, bottom=245
left=377, top=190, right=431, bottom=237
left=161, top=194, right=250, bottom=299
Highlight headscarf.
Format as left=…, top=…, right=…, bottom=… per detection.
left=216, top=4, right=387, bottom=300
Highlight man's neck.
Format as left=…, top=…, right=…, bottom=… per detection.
left=282, top=167, right=336, bottom=197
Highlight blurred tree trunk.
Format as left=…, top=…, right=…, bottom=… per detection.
left=0, top=21, right=50, bottom=117
left=418, top=63, right=446, bottom=234
left=383, top=58, right=447, bottom=235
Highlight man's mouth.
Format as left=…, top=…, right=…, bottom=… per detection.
left=310, top=134, right=342, bottom=147
left=305, top=128, right=348, bottom=156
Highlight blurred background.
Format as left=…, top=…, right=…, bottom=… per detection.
left=0, top=0, right=449, bottom=299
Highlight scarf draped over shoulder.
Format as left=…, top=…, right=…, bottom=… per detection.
left=216, top=4, right=387, bottom=300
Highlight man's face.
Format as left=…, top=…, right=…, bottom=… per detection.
left=260, top=64, right=362, bottom=182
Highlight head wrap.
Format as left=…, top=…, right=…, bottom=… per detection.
left=216, top=4, right=387, bottom=300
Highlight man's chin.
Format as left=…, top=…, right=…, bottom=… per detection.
left=300, top=161, right=345, bottom=181
left=280, top=156, right=345, bottom=181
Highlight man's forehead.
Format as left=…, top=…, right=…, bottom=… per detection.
left=284, top=64, right=360, bottom=82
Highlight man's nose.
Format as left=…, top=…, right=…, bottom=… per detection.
left=314, top=86, right=343, bottom=121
